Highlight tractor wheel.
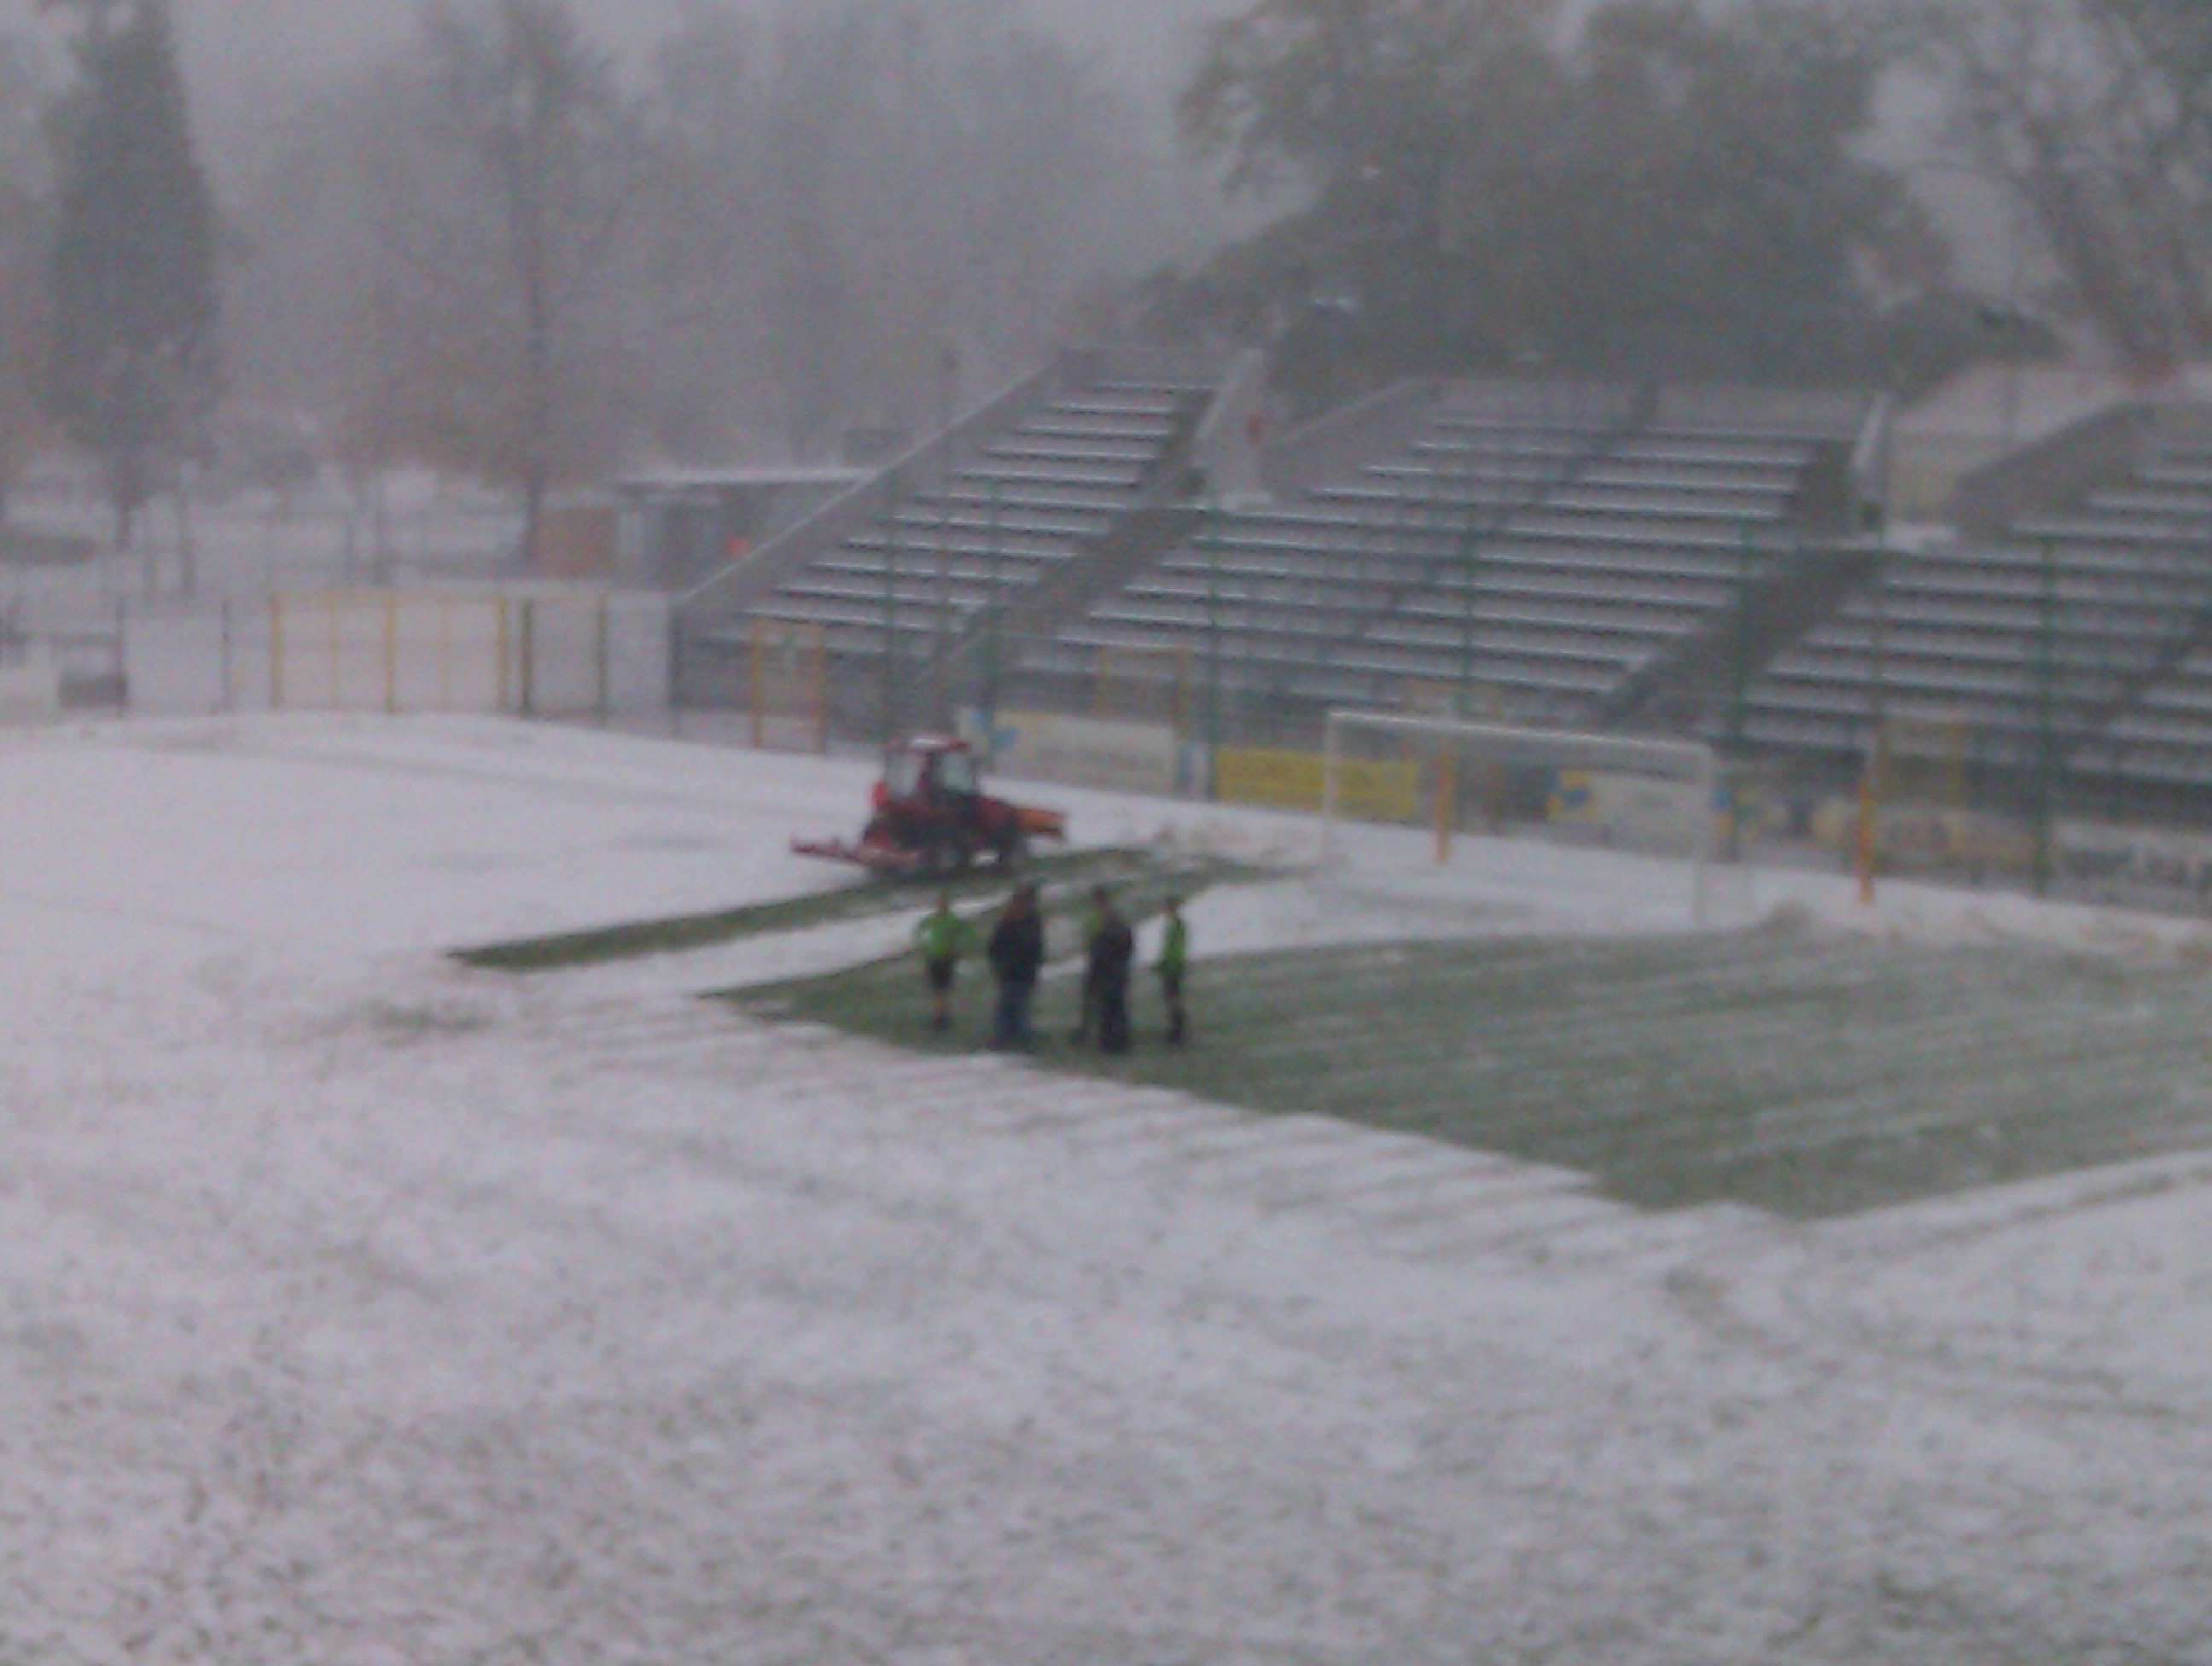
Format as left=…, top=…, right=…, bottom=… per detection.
left=919, top=836, right=964, bottom=881
left=994, top=830, right=1028, bottom=871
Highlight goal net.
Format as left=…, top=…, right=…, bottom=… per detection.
left=1320, top=710, right=1722, bottom=928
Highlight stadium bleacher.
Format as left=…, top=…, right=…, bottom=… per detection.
left=1045, top=381, right=1874, bottom=728
left=681, top=343, right=2212, bottom=818
left=1746, top=417, right=2212, bottom=793
left=745, top=380, right=1213, bottom=651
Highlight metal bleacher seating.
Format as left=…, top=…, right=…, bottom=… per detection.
left=1745, top=422, right=2212, bottom=789
left=1051, top=384, right=1868, bottom=728
left=749, top=382, right=1210, bottom=651
left=2067, top=428, right=2212, bottom=789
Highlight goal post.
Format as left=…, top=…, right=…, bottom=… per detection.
left=1321, top=709, right=1722, bottom=927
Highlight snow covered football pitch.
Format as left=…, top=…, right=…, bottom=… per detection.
left=3, top=714, right=2212, bottom=1665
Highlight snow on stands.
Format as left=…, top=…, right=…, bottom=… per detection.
left=0, top=712, right=2209, bottom=1662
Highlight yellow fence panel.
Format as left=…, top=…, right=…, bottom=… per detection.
left=1214, top=746, right=1419, bottom=821
left=749, top=618, right=829, bottom=751
left=271, top=590, right=513, bottom=715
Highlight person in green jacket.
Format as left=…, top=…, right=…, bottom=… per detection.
left=1157, top=893, right=1190, bottom=1046
left=914, top=892, right=978, bottom=1033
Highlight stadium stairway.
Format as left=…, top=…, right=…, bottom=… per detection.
left=777, top=382, right=1208, bottom=644
left=674, top=349, right=1242, bottom=723
left=1040, top=380, right=1881, bottom=734
left=1602, top=542, right=1880, bottom=733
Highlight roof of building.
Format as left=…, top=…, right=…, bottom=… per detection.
left=1895, top=363, right=2198, bottom=446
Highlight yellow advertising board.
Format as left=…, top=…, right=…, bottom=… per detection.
left=1214, top=746, right=1419, bottom=821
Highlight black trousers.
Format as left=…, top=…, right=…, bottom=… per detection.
left=1097, top=982, right=1131, bottom=1054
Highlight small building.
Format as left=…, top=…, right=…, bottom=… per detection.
left=533, top=492, right=620, bottom=580
left=1888, top=364, right=2187, bottom=526
left=614, top=469, right=865, bottom=592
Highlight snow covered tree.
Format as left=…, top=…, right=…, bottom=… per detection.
left=44, top=0, right=219, bottom=548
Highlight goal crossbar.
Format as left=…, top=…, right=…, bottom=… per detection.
left=1321, top=709, right=1720, bottom=926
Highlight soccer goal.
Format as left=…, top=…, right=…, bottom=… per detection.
left=1319, top=709, right=1723, bottom=927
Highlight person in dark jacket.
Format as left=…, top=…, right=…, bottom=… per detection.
left=987, top=883, right=1045, bottom=1050
left=1086, top=886, right=1136, bottom=1056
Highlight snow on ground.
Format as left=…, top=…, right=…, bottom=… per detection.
left=2, top=714, right=2210, bottom=1663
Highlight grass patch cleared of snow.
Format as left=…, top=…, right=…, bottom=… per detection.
left=736, top=923, right=2212, bottom=1218
left=456, top=846, right=1269, bottom=973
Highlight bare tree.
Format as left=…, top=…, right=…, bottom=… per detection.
left=378, top=0, right=642, bottom=567
left=215, top=0, right=1202, bottom=489
left=1916, top=0, right=2212, bottom=370
left=733, top=0, right=1185, bottom=456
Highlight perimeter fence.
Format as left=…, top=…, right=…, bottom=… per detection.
left=94, top=587, right=674, bottom=723
left=674, top=617, right=2212, bottom=917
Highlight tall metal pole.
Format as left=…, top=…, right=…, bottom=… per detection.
left=881, top=471, right=902, bottom=746
left=1858, top=545, right=1889, bottom=905
left=1728, top=523, right=1757, bottom=757
left=1461, top=392, right=1480, bottom=714
left=2034, top=535, right=2058, bottom=895
left=1720, top=521, right=1759, bottom=860
left=1205, top=491, right=1222, bottom=798
left=982, top=479, right=1001, bottom=754
left=934, top=498, right=952, bottom=731
left=1456, top=505, right=1479, bottom=719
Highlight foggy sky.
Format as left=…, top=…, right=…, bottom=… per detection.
left=0, top=0, right=1235, bottom=108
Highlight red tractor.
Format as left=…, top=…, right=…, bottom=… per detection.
left=792, top=737, right=1066, bottom=878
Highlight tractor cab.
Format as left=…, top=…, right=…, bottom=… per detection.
left=800, top=736, right=1067, bottom=878
left=876, top=737, right=979, bottom=811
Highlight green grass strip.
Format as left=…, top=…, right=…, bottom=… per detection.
left=730, top=929, right=2212, bottom=1219
left=455, top=846, right=1267, bottom=973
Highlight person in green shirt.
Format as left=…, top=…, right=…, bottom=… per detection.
left=913, top=892, right=978, bottom=1033
left=1157, top=893, right=1190, bottom=1046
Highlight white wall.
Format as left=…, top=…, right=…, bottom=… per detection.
left=124, top=590, right=673, bottom=720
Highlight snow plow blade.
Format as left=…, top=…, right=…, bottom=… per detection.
left=789, top=836, right=922, bottom=874
left=1016, top=805, right=1068, bottom=840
